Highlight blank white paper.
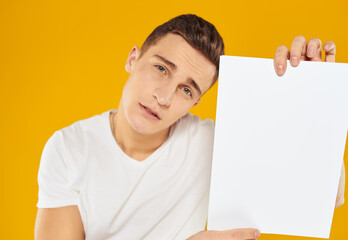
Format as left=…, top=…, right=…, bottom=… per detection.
left=207, top=56, right=348, bottom=239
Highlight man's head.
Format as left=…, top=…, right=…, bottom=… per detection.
left=140, top=14, right=225, bottom=85
left=119, top=14, right=224, bottom=135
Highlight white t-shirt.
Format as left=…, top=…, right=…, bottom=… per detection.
left=37, top=109, right=215, bottom=240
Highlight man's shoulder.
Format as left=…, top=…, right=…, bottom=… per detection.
left=46, top=109, right=110, bottom=151
left=173, top=113, right=215, bottom=141
left=179, top=112, right=215, bottom=131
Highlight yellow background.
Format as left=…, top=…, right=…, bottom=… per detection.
left=0, top=0, right=347, bottom=239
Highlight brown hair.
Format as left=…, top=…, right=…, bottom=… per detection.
left=140, top=14, right=225, bottom=88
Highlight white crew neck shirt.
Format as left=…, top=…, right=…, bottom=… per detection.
left=37, top=109, right=215, bottom=240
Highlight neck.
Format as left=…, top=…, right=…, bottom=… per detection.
left=111, top=107, right=170, bottom=161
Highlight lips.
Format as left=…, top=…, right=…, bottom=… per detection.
left=139, top=103, right=161, bottom=120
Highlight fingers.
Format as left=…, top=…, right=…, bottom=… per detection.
left=274, top=36, right=337, bottom=76
left=289, top=36, right=307, bottom=67
left=226, top=228, right=261, bottom=239
left=323, top=41, right=336, bottom=62
left=306, top=38, right=322, bottom=61
left=274, top=45, right=289, bottom=76
left=204, top=228, right=261, bottom=240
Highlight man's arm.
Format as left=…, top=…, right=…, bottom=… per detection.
left=335, top=161, right=345, bottom=208
left=35, top=206, right=85, bottom=240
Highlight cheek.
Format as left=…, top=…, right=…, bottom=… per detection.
left=121, top=68, right=159, bottom=111
left=129, top=66, right=159, bottom=92
left=121, top=78, right=133, bottom=104
left=169, top=99, right=193, bottom=120
left=123, top=76, right=149, bottom=99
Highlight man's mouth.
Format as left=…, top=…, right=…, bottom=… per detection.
left=139, top=103, right=160, bottom=120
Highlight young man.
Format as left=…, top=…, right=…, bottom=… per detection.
left=35, top=14, right=345, bottom=240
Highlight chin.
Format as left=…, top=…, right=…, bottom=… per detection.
left=127, top=113, right=159, bottom=135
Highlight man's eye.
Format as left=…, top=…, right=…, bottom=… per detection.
left=156, top=65, right=166, bottom=73
left=182, top=87, right=192, bottom=97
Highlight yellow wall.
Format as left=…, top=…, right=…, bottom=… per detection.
left=1, top=0, right=347, bottom=239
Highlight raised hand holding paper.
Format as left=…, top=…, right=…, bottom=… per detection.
left=207, top=56, right=348, bottom=239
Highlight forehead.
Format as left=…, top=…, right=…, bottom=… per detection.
left=141, top=34, right=216, bottom=93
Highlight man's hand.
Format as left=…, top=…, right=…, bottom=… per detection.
left=187, top=228, right=261, bottom=240
left=335, top=161, right=345, bottom=208
left=273, top=36, right=336, bottom=76
left=273, top=36, right=345, bottom=209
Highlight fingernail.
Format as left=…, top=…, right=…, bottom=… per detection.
left=308, top=47, right=315, bottom=57
left=255, top=230, right=261, bottom=238
left=291, top=56, right=298, bottom=65
left=277, top=65, right=283, bottom=74
left=326, top=43, right=333, bottom=51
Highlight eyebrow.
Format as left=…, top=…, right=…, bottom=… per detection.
left=153, top=54, right=202, bottom=96
left=186, top=78, right=202, bottom=96
left=154, top=55, right=177, bottom=71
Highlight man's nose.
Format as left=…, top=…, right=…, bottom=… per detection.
left=153, top=84, right=176, bottom=107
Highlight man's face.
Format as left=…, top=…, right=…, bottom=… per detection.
left=120, top=33, right=216, bottom=135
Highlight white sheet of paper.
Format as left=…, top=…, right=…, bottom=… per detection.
left=207, top=56, right=348, bottom=239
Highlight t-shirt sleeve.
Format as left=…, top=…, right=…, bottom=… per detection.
left=36, top=130, right=78, bottom=208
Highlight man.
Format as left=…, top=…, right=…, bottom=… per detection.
left=34, top=14, right=345, bottom=240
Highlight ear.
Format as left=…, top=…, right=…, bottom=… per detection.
left=193, top=98, right=201, bottom=106
left=125, top=46, right=141, bottom=73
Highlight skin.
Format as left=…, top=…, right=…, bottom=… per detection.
left=273, top=36, right=336, bottom=76
left=113, top=33, right=214, bottom=160
left=273, top=36, right=345, bottom=211
left=35, top=35, right=345, bottom=240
